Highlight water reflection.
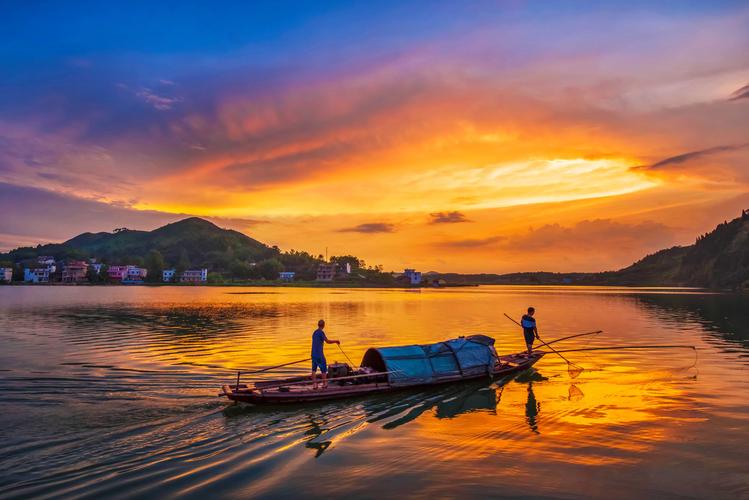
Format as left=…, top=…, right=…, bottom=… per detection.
left=2, top=286, right=749, bottom=498
left=304, top=416, right=332, bottom=458
left=435, top=385, right=499, bottom=419
left=525, top=382, right=540, bottom=433
left=634, top=293, right=749, bottom=348
left=299, top=369, right=551, bottom=457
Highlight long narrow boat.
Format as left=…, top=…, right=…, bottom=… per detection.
left=220, top=335, right=544, bottom=405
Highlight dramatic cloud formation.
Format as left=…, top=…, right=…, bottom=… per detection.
left=1, top=3, right=748, bottom=271
left=638, top=144, right=749, bottom=170
left=506, top=220, right=675, bottom=254
left=729, top=84, right=749, bottom=100
left=0, top=182, right=268, bottom=250
left=430, top=211, right=471, bottom=224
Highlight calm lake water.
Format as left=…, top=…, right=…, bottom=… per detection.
left=1, top=286, right=748, bottom=499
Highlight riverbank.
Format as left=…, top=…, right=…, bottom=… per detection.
left=0, top=281, right=477, bottom=288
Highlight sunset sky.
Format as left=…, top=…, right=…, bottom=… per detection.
left=1, top=2, right=748, bottom=272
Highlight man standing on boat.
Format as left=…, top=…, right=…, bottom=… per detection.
left=311, top=319, right=340, bottom=390
left=521, top=307, right=540, bottom=355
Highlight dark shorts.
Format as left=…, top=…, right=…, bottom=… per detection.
left=524, top=330, right=536, bottom=345
left=311, top=355, right=327, bottom=374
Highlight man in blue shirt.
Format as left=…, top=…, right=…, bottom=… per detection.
left=311, top=319, right=340, bottom=389
left=521, top=307, right=540, bottom=355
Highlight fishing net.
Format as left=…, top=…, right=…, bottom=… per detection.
left=567, top=363, right=584, bottom=379
left=568, top=384, right=584, bottom=401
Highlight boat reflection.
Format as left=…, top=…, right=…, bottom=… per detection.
left=304, top=417, right=332, bottom=458
left=293, top=370, right=552, bottom=456
left=434, top=385, right=501, bottom=419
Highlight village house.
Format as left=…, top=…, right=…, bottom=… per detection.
left=316, top=262, right=352, bottom=281
left=37, top=256, right=56, bottom=270
left=181, top=269, right=208, bottom=283
left=108, top=265, right=147, bottom=283
left=123, top=266, right=147, bottom=283
left=338, top=262, right=352, bottom=277
left=316, top=263, right=336, bottom=281
left=279, top=271, right=295, bottom=281
left=162, top=269, right=176, bottom=282
left=0, top=267, right=13, bottom=283
left=24, top=256, right=58, bottom=283
left=24, top=267, right=51, bottom=283
left=403, top=268, right=422, bottom=285
left=88, top=259, right=103, bottom=275
left=62, top=260, right=89, bottom=283
left=108, top=265, right=129, bottom=281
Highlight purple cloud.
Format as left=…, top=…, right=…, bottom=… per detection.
left=135, top=88, right=182, bottom=111
left=729, top=83, right=749, bottom=101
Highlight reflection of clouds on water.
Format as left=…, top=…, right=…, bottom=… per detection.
left=2, top=287, right=749, bottom=498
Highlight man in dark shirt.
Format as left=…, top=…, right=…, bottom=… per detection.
left=521, top=307, right=540, bottom=355
left=311, top=319, right=340, bottom=389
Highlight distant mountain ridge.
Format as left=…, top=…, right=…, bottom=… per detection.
left=2, top=211, right=748, bottom=289
left=432, top=210, right=749, bottom=290
left=61, top=217, right=273, bottom=266
left=611, top=210, right=749, bottom=288
left=3, top=217, right=279, bottom=277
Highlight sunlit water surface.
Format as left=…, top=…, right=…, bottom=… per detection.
left=1, top=286, right=748, bottom=499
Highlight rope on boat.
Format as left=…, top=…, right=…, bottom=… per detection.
left=336, top=343, right=357, bottom=368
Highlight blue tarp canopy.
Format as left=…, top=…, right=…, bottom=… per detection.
left=360, top=335, right=496, bottom=386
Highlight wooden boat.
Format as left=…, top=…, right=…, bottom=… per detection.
left=220, top=335, right=544, bottom=405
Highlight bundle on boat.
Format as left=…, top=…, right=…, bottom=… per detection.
left=220, top=335, right=544, bottom=405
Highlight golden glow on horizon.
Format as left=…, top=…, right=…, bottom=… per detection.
left=133, top=157, right=655, bottom=217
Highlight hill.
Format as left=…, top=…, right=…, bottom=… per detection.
left=64, top=217, right=274, bottom=266
left=610, top=210, right=749, bottom=289
left=429, top=209, right=749, bottom=290
left=0, top=217, right=391, bottom=283
left=2, top=218, right=292, bottom=281
left=6, top=217, right=276, bottom=270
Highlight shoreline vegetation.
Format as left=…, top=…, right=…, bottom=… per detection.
left=2, top=210, right=748, bottom=291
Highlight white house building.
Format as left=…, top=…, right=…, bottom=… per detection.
left=162, top=269, right=176, bottom=282
left=181, top=269, right=208, bottom=283
left=279, top=271, right=295, bottom=281
left=404, top=268, right=422, bottom=285
left=24, top=267, right=51, bottom=283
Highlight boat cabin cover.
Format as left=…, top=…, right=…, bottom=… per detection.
left=360, top=335, right=496, bottom=386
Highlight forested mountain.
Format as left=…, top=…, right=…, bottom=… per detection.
left=431, top=210, right=749, bottom=290
left=1, top=217, right=389, bottom=282
left=3, top=218, right=299, bottom=280
left=610, top=210, right=749, bottom=289
left=62, top=217, right=275, bottom=266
